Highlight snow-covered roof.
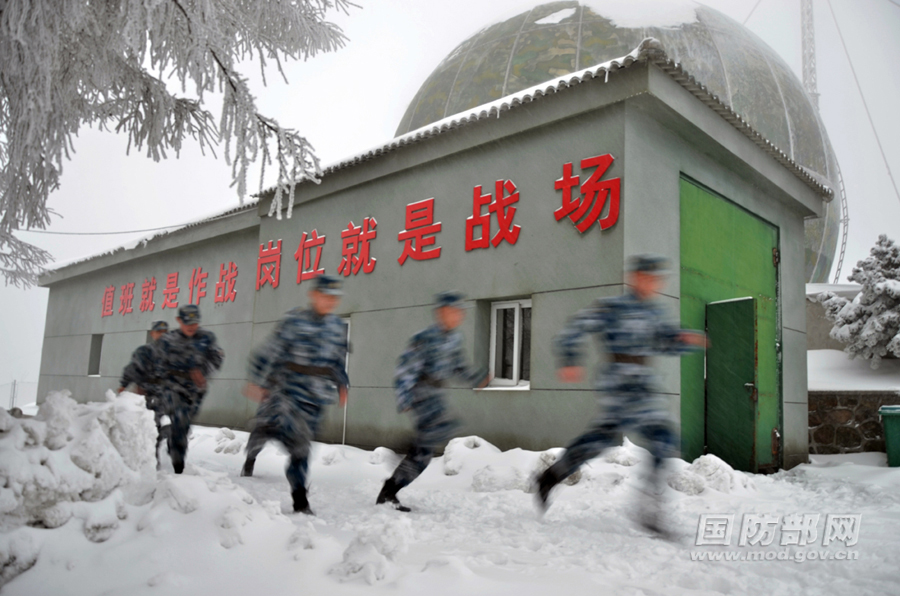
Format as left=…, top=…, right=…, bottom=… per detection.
left=806, top=283, right=862, bottom=300
left=39, top=200, right=258, bottom=279
left=263, top=38, right=833, bottom=201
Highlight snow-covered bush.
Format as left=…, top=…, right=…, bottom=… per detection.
left=819, top=234, right=900, bottom=367
left=0, top=391, right=156, bottom=539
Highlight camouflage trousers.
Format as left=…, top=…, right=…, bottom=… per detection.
left=162, top=389, right=204, bottom=471
left=389, top=395, right=460, bottom=489
left=245, top=397, right=322, bottom=492
left=549, top=385, right=678, bottom=483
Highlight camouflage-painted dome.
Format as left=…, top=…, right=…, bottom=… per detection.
left=395, top=1, right=840, bottom=282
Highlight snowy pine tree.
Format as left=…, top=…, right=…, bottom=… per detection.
left=0, top=0, right=353, bottom=286
left=818, top=234, right=900, bottom=367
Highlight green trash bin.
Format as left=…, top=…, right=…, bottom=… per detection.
left=879, top=405, right=900, bottom=467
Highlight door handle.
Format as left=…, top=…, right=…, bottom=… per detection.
left=744, top=382, right=757, bottom=401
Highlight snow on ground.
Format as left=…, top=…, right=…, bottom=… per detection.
left=2, top=393, right=900, bottom=595
left=809, top=350, right=900, bottom=392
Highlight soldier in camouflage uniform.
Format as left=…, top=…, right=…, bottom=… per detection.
left=241, top=275, right=349, bottom=515
left=118, top=320, right=169, bottom=465
left=376, top=291, right=489, bottom=512
left=153, top=305, right=224, bottom=474
left=535, top=255, right=707, bottom=535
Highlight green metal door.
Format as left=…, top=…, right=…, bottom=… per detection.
left=706, top=298, right=758, bottom=471
left=680, top=178, right=780, bottom=472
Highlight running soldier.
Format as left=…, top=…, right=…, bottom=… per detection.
left=534, top=255, right=707, bottom=535
left=154, top=305, right=224, bottom=474
left=118, top=320, right=169, bottom=465
left=376, top=291, right=489, bottom=512
left=241, top=275, right=349, bottom=515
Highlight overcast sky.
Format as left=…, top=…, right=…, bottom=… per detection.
left=2, top=0, right=898, bottom=392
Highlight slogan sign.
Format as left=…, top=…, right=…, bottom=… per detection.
left=100, top=154, right=620, bottom=317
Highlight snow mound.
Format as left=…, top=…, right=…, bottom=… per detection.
left=369, top=446, right=397, bottom=465
left=668, top=454, right=756, bottom=495
left=330, top=516, right=412, bottom=584
left=442, top=436, right=500, bottom=476
left=0, top=391, right=156, bottom=534
left=604, top=442, right=643, bottom=467
left=213, top=428, right=245, bottom=454
left=471, top=465, right=528, bottom=492
left=319, top=445, right=347, bottom=466
left=0, top=531, right=39, bottom=588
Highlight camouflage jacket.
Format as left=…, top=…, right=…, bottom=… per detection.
left=555, top=290, right=699, bottom=385
left=394, top=324, right=486, bottom=413
left=153, top=328, right=224, bottom=394
left=248, top=308, right=349, bottom=407
left=119, top=343, right=159, bottom=394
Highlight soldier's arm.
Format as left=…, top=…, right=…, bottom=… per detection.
left=394, top=338, right=426, bottom=413
left=118, top=346, right=143, bottom=391
left=451, top=336, right=488, bottom=387
left=330, top=318, right=350, bottom=389
left=655, top=311, right=707, bottom=355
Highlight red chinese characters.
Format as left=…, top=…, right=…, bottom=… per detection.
left=140, top=277, right=156, bottom=312
left=101, top=286, right=116, bottom=318
left=119, top=282, right=135, bottom=315
left=466, top=180, right=521, bottom=251
left=162, top=273, right=180, bottom=309
left=214, top=262, right=238, bottom=303
left=189, top=267, right=208, bottom=305
left=256, top=241, right=282, bottom=290
left=554, top=154, right=621, bottom=233
left=295, top=230, right=326, bottom=283
left=338, top=218, right=377, bottom=276
left=398, top=198, right=442, bottom=265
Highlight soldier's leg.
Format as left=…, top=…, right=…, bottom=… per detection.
left=630, top=400, right=679, bottom=536
left=168, top=403, right=190, bottom=474
left=241, top=421, right=274, bottom=477
left=282, top=407, right=319, bottom=514
left=535, top=399, right=623, bottom=511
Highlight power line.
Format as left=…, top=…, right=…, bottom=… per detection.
left=826, top=0, right=900, bottom=207
left=15, top=207, right=253, bottom=237
left=743, top=0, right=763, bottom=25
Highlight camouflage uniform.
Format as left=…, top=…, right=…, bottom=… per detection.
left=153, top=310, right=223, bottom=473
left=548, top=290, right=698, bottom=480
left=378, top=293, right=486, bottom=508
left=119, top=338, right=167, bottom=460
left=537, top=255, right=704, bottom=533
left=243, top=298, right=348, bottom=499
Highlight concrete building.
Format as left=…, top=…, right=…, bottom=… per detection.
left=38, top=3, right=840, bottom=472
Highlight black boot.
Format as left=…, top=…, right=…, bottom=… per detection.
left=292, top=487, right=314, bottom=515
left=535, top=466, right=561, bottom=513
left=376, top=478, right=411, bottom=512
left=241, top=458, right=255, bottom=477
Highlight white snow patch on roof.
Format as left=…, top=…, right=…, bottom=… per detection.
left=806, top=283, right=861, bottom=300
left=808, top=350, right=900, bottom=392
left=582, top=0, right=698, bottom=28
left=536, top=7, right=578, bottom=25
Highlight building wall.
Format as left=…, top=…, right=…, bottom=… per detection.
left=37, top=63, right=825, bottom=467
left=38, top=225, right=261, bottom=429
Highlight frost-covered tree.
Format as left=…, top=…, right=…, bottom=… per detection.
left=0, top=0, right=353, bottom=286
left=819, top=234, right=900, bottom=367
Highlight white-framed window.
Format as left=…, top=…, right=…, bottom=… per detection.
left=489, top=299, right=531, bottom=388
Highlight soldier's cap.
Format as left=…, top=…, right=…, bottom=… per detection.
left=312, top=275, right=343, bottom=296
left=177, top=304, right=201, bottom=324
left=627, top=254, right=670, bottom=275
left=151, top=321, right=169, bottom=332
left=435, top=290, right=470, bottom=309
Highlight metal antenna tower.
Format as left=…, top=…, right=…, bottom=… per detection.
left=802, top=0, right=849, bottom=282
